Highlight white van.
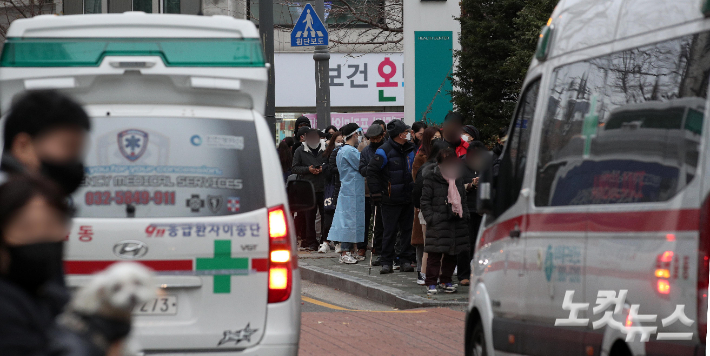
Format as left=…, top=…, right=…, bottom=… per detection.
left=466, top=1, right=710, bottom=356
left=0, top=13, right=313, bottom=355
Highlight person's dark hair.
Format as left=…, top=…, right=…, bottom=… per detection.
left=372, top=119, right=386, bottom=127
left=463, top=125, right=481, bottom=142
left=323, top=131, right=343, bottom=158
left=412, top=121, right=428, bottom=134
left=435, top=147, right=458, bottom=164
left=4, top=90, right=91, bottom=151
left=419, top=127, right=440, bottom=158
left=429, top=140, right=448, bottom=163
left=498, top=127, right=508, bottom=139
left=283, top=136, right=294, bottom=147
left=277, top=140, right=293, bottom=173
left=0, top=176, right=72, bottom=242
left=324, top=125, right=337, bottom=133
left=468, top=140, right=487, bottom=154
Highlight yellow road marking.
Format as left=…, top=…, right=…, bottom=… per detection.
left=301, top=296, right=427, bottom=313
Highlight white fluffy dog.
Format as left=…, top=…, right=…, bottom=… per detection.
left=58, top=262, right=157, bottom=355
left=71, top=262, right=157, bottom=320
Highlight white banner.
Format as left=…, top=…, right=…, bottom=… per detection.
left=275, top=52, right=404, bottom=108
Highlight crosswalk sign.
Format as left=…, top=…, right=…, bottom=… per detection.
left=291, top=3, right=328, bottom=47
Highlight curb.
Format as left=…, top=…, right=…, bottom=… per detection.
left=299, top=264, right=468, bottom=310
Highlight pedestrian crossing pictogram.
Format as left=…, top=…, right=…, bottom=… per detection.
left=291, top=3, right=329, bottom=47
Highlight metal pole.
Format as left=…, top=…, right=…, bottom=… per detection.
left=313, top=0, right=330, bottom=130
left=259, top=0, right=276, bottom=139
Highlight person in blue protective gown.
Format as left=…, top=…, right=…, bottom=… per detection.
left=328, top=123, right=365, bottom=264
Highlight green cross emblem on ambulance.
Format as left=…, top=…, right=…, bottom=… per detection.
left=196, top=240, right=248, bottom=294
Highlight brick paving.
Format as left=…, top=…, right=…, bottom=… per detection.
left=299, top=307, right=465, bottom=355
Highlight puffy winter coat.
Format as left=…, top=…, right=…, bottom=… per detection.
left=366, top=138, right=415, bottom=205
left=420, top=164, right=470, bottom=255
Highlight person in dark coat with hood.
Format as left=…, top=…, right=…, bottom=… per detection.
left=292, top=128, right=327, bottom=251
left=455, top=141, right=487, bottom=286
left=292, top=116, right=312, bottom=155
left=359, top=123, right=386, bottom=264
left=420, top=147, right=469, bottom=295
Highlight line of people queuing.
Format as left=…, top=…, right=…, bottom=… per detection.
left=278, top=112, right=503, bottom=295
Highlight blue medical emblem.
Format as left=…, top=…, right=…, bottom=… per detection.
left=118, top=129, right=149, bottom=161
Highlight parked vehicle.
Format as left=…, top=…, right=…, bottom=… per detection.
left=466, top=1, right=710, bottom=355
left=0, top=13, right=314, bottom=355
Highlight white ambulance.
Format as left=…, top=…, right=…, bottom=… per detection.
left=467, top=1, right=710, bottom=356
left=0, top=13, right=313, bottom=355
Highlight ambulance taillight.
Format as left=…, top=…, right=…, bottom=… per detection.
left=698, top=195, right=709, bottom=341
left=268, top=205, right=292, bottom=303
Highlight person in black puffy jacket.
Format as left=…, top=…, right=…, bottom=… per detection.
left=318, top=131, right=344, bottom=253
left=420, top=147, right=469, bottom=295
left=367, top=120, right=416, bottom=274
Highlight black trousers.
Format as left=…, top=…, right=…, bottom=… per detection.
left=457, top=213, right=483, bottom=280
left=370, top=201, right=384, bottom=254
left=321, top=210, right=335, bottom=243
left=380, top=202, right=415, bottom=266
left=426, top=252, right=457, bottom=286
left=303, top=191, right=324, bottom=248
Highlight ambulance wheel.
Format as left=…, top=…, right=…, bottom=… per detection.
left=469, top=322, right=487, bottom=356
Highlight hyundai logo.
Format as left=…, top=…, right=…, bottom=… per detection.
left=113, top=240, right=149, bottom=259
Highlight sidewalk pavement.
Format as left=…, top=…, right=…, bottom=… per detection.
left=298, top=250, right=469, bottom=310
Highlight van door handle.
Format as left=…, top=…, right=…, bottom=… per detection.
left=509, top=227, right=521, bottom=238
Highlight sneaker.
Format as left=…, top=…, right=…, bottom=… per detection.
left=417, top=272, right=426, bottom=285
left=380, top=265, right=393, bottom=274
left=427, top=285, right=438, bottom=295
left=339, top=252, right=358, bottom=264
left=439, top=283, right=457, bottom=293
left=393, top=262, right=400, bottom=270
left=371, top=255, right=381, bottom=266
left=401, top=262, right=414, bottom=272
left=317, top=242, right=329, bottom=254
left=355, top=249, right=366, bottom=261
left=334, top=244, right=342, bottom=253
left=303, top=245, right=318, bottom=252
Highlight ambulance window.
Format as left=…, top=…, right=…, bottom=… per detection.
left=493, top=78, right=540, bottom=217
left=73, top=117, right=265, bottom=218
left=535, top=32, right=709, bottom=206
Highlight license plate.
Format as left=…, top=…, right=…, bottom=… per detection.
left=134, top=296, right=177, bottom=315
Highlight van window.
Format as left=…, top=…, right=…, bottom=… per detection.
left=535, top=32, right=709, bottom=207
left=494, top=78, right=540, bottom=217
left=73, top=117, right=265, bottom=218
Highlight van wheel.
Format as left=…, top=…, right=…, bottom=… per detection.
left=470, top=322, right=487, bottom=356
left=609, top=340, right=632, bottom=356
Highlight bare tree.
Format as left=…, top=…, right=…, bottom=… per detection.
left=269, top=0, right=402, bottom=53
left=0, top=0, right=54, bottom=39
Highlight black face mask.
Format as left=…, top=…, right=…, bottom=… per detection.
left=370, top=140, right=385, bottom=149
left=41, top=159, right=85, bottom=195
left=413, top=137, right=421, bottom=147
left=5, top=241, right=64, bottom=295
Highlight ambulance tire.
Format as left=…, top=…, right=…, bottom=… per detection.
left=609, top=340, right=632, bottom=356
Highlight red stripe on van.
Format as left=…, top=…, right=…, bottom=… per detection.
left=64, top=260, right=193, bottom=275
left=251, top=258, right=268, bottom=272
left=478, top=209, right=700, bottom=249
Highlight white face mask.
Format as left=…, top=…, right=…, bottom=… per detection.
left=335, top=142, right=343, bottom=147
left=405, top=133, right=411, bottom=141
left=356, top=134, right=363, bottom=144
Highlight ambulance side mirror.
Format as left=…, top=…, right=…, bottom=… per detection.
left=477, top=152, right=495, bottom=215
left=287, top=180, right=316, bottom=213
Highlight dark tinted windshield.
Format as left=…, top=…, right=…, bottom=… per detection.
left=74, top=117, right=264, bottom=218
